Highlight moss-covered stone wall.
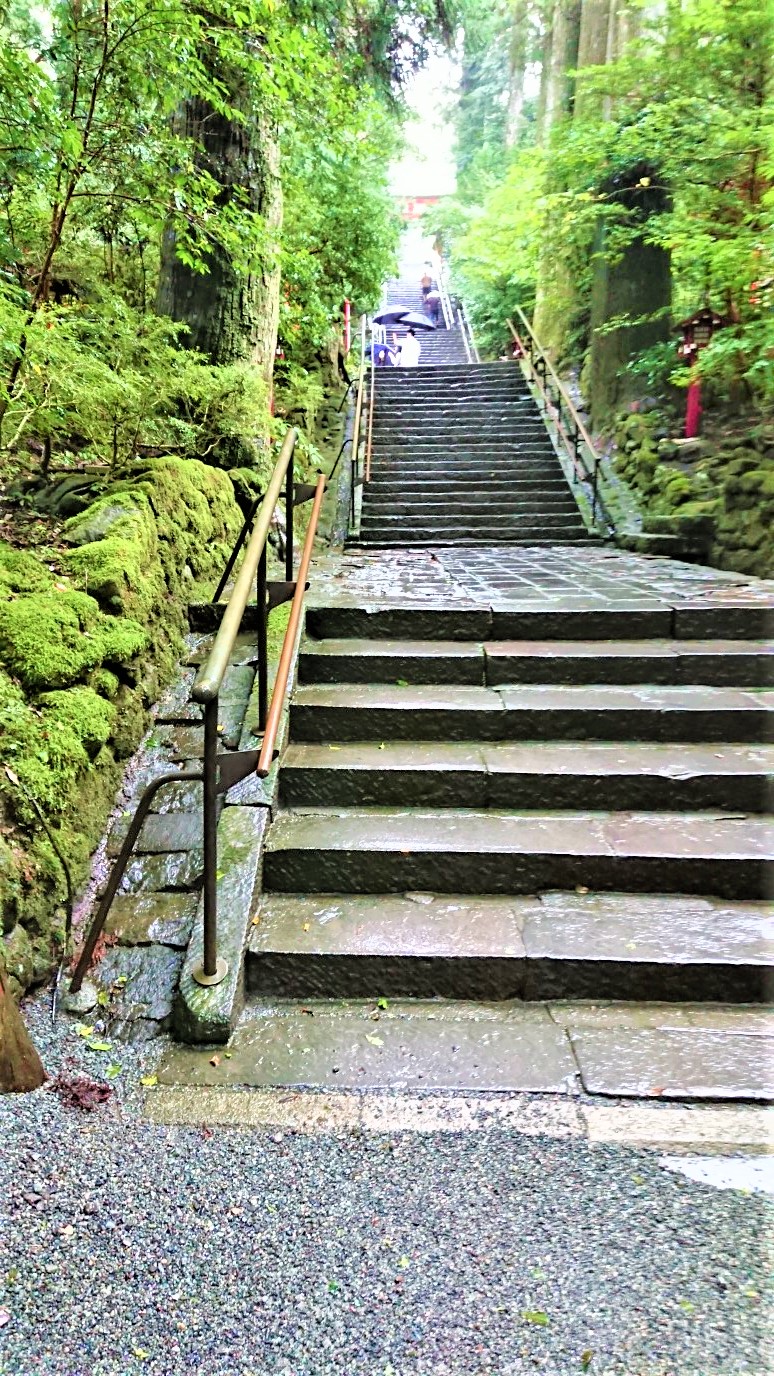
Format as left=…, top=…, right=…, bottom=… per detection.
left=613, top=412, right=774, bottom=579
left=1, top=458, right=242, bottom=995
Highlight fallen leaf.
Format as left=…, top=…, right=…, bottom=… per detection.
left=575, top=885, right=589, bottom=895
left=678, top=1299, right=695, bottom=1314
left=301, top=1007, right=315, bottom=1016
left=396, top=679, right=409, bottom=687
left=398, top=1255, right=410, bottom=1268
left=522, top=1310, right=549, bottom=1326
left=632, top=1174, right=644, bottom=1185
left=365, top=1034, right=384, bottom=1047
left=581, top=1351, right=594, bottom=1371
left=328, top=745, right=342, bottom=751
left=378, top=742, right=386, bottom=750
left=251, top=914, right=262, bottom=926
left=302, top=922, right=311, bottom=932
left=0, top=1310, right=10, bottom=1328
left=75, top=1024, right=94, bottom=1038
left=140, top=1074, right=158, bottom=1088
left=209, top=1055, right=221, bottom=1067
left=49, top=1073, right=112, bottom=1111
left=224, top=1052, right=233, bottom=1059
left=399, top=848, right=412, bottom=855
left=86, top=1040, right=112, bottom=1053
left=106, top=1063, right=122, bottom=1079
left=377, top=997, right=389, bottom=1010
left=649, top=1085, right=666, bottom=1096
left=133, top=1350, right=149, bottom=1361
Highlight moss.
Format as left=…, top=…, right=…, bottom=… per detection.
left=0, top=543, right=54, bottom=596
left=0, top=590, right=146, bottom=691
left=90, top=667, right=120, bottom=699
left=111, top=684, right=150, bottom=759
left=37, top=687, right=115, bottom=759
left=0, top=836, right=22, bottom=935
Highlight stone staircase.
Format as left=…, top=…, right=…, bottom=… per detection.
left=380, top=271, right=469, bottom=366
left=247, top=601, right=773, bottom=1054
left=358, top=363, right=594, bottom=547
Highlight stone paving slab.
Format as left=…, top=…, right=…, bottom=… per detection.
left=484, top=638, right=774, bottom=687
left=571, top=1027, right=774, bottom=1101
left=312, top=547, right=774, bottom=613
left=159, top=1007, right=577, bottom=1091
left=107, top=811, right=203, bottom=857
left=118, top=849, right=203, bottom=894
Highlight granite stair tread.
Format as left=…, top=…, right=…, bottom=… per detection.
left=246, top=890, right=773, bottom=1004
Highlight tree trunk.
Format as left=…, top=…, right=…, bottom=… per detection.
left=586, top=174, right=672, bottom=427
left=574, top=0, right=613, bottom=118
left=544, top=0, right=582, bottom=129
left=156, top=94, right=282, bottom=464
left=534, top=0, right=583, bottom=356
left=505, top=1, right=529, bottom=147
left=0, top=966, right=46, bottom=1094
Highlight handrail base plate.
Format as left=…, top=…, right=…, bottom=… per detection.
left=191, top=956, right=229, bottom=988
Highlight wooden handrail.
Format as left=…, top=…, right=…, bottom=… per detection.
left=257, top=472, right=326, bottom=775
left=508, top=310, right=597, bottom=457
left=192, top=428, right=296, bottom=704
left=364, top=330, right=375, bottom=483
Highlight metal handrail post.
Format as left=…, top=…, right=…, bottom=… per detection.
left=458, top=309, right=472, bottom=363
left=257, top=544, right=268, bottom=730
left=194, top=698, right=226, bottom=986
left=285, top=457, right=294, bottom=583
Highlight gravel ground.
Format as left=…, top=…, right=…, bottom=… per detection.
left=1, top=997, right=772, bottom=1376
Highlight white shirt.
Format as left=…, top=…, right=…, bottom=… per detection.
left=398, top=334, right=421, bottom=367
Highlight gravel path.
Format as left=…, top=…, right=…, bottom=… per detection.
left=1, top=998, right=772, bottom=1376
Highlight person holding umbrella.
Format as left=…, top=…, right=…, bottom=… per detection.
left=393, top=327, right=421, bottom=367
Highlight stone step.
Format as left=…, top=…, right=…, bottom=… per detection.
left=354, top=536, right=602, bottom=549
left=360, top=511, right=586, bottom=527
left=361, top=500, right=580, bottom=518
left=289, top=681, right=772, bottom=744
left=263, top=807, right=773, bottom=900
left=366, top=477, right=567, bottom=492
left=279, top=740, right=774, bottom=812
left=358, top=527, right=591, bottom=545
left=304, top=603, right=770, bottom=642
left=484, top=639, right=774, bottom=687
left=298, top=636, right=774, bottom=688
left=157, top=998, right=774, bottom=1098
left=247, top=891, right=774, bottom=1004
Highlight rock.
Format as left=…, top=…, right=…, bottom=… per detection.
left=3, top=924, right=34, bottom=990
left=96, top=944, right=185, bottom=1025
left=60, top=979, right=99, bottom=1015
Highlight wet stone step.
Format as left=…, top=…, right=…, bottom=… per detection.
left=278, top=740, right=774, bottom=812
left=305, top=605, right=668, bottom=641
left=105, top=891, right=198, bottom=949
left=158, top=1004, right=577, bottom=1092
left=289, top=682, right=771, bottom=743
left=108, top=811, right=204, bottom=857
left=246, top=891, right=774, bottom=1004
left=299, top=637, right=485, bottom=685
left=485, top=639, right=774, bottom=688
left=263, top=807, right=773, bottom=901
left=356, top=536, right=601, bottom=549
left=117, top=849, right=204, bottom=895
left=570, top=1027, right=774, bottom=1101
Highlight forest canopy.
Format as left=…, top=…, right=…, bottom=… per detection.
left=435, top=0, right=774, bottom=422
left=0, top=0, right=458, bottom=472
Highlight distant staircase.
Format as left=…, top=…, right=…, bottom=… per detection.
left=358, top=362, right=594, bottom=547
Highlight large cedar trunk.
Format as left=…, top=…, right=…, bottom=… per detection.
left=0, top=967, right=46, bottom=1094
left=586, top=170, right=671, bottom=427
left=533, top=0, right=582, bottom=356
left=157, top=95, right=282, bottom=461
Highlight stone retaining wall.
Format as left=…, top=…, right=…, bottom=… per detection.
left=613, top=411, right=774, bottom=579
left=1, top=459, right=243, bottom=996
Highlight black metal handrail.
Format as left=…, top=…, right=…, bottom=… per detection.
left=508, top=308, right=614, bottom=534
left=69, top=426, right=325, bottom=996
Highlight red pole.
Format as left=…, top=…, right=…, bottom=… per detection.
left=343, top=300, right=351, bottom=355
left=685, top=372, right=701, bottom=438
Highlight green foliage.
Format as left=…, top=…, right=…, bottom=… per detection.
left=445, top=0, right=773, bottom=403
left=0, top=587, right=146, bottom=691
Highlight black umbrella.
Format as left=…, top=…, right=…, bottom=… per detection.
left=395, top=310, right=436, bottom=331
left=373, top=304, right=412, bottom=324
